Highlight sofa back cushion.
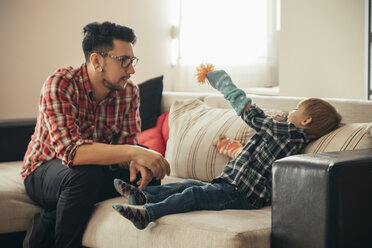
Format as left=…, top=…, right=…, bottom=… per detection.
left=203, top=94, right=372, bottom=124
left=138, top=112, right=169, bottom=156
left=138, top=76, right=163, bottom=131
left=303, top=123, right=372, bottom=154
left=0, top=119, right=36, bottom=162
left=165, top=99, right=287, bottom=182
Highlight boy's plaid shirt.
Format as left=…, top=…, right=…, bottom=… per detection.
left=213, top=104, right=308, bottom=208
left=22, top=64, right=141, bottom=179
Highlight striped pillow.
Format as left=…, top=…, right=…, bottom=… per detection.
left=303, top=123, right=372, bottom=154
left=165, top=99, right=287, bottom=182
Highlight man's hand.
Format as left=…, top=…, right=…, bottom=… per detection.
left=131, top=146, right=170, bottom=180
left=129, top=161, right=153, bottom=188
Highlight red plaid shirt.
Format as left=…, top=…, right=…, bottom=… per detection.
left=22, top=64, right=141, bottom=179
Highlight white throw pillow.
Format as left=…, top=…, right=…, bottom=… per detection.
left=165, top=99, right=288, bottom=182
left=303, top=123, right=372, bottom=154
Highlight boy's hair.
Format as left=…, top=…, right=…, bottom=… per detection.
left=82, top=21, right=137, bottom=63
left=301, top=98, right=342, bottom=140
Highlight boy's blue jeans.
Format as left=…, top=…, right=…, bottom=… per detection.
left=140, top=179, right=253, bottom=221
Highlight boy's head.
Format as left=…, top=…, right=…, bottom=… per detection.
left=288, top=98, right=342, bottom=140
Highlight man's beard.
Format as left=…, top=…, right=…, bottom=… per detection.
left=102, top=78, right=127, bottom=91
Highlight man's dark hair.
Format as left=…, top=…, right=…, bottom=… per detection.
left=82, top=21, right=137, bottom=63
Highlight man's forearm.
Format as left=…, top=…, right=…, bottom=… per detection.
left=72, top=142, right=136, bottom=166
left=72, top=141, right=171, bottom=181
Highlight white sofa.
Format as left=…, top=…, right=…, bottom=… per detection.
left=1, top=91, right=372, bottom=248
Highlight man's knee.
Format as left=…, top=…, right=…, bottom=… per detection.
left=64, top=165, right=105, bottom=192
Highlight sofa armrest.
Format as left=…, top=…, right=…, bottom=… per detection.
left=0, top=119, right=36, bottom=162
left=271, top=149, right=372, bottom=248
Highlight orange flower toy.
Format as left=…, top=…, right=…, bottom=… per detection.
left=195, top=63, right=215, bottom=84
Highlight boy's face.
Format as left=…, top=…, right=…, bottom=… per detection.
left=288, top=103, right=312, bottom=128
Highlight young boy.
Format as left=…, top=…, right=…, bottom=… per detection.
left=112, top=68, right=342, bottom=230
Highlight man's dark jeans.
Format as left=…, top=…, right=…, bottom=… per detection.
left=24, top=159, right=159, bottom=248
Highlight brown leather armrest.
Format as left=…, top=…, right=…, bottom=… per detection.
left=271, top=149, right=372, bottom=248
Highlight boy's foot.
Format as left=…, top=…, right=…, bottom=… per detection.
left=114, top=179, right=146, bottom=205
left=112, top=204, right=150, bottom=230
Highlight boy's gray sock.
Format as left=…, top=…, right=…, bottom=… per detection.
left=112, top=204, right=150, bottom=230
left=113, top=178, right=146, bottom=205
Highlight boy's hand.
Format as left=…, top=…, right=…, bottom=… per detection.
left=206, top=70, right=251, bottom=115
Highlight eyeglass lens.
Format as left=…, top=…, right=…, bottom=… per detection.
left=122, top=57, right=138, bottom=68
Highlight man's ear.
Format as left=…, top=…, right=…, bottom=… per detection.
left=301, top=116, right=312, bottom=126
left=90, top=52, right=102, bottom=68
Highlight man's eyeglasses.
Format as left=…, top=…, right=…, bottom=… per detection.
left=98, top=52, right=139, bottom=69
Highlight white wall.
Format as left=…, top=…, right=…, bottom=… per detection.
left=122, top=1, right=174, bottom=88
left=0, top=0, right=174, bottom=120
left=0, top=0, right=368, bottom=120
left=279, top=0, right=367, bottom=99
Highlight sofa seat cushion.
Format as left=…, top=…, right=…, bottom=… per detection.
left=0, top=161, right=40, bottom=233
left=1, top=162, right=271, bottom=248
left=82, top=196, right=271, bottom=248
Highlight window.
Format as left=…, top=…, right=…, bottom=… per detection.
left=171, top=0, right=280, bottom=92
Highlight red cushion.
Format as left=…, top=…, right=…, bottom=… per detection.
left=138, top=112, right=167, bottom=155
left=161, top=111, right=170, bottom=143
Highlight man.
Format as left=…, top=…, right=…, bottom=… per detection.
left=21, top=21, right=170, bottom=248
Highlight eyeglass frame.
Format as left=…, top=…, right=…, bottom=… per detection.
left=98, top=52, right=139, bottom=69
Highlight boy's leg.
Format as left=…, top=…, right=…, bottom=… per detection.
left=114, top=179, right=205, bottom=204
left=24, top=159, right=105, bottom=248
left=145, top=182, right=251, bottom=221
left=113, top=182, right=252, bottom=230
left=142, top=179, right=206, bottom=203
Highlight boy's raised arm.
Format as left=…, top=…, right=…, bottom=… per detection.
left=196, top=64, right=251, bottom=115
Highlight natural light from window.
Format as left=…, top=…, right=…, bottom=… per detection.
left=171, top=0, right=280, bottom=91
left=179, top=0, right=268, bottom=66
